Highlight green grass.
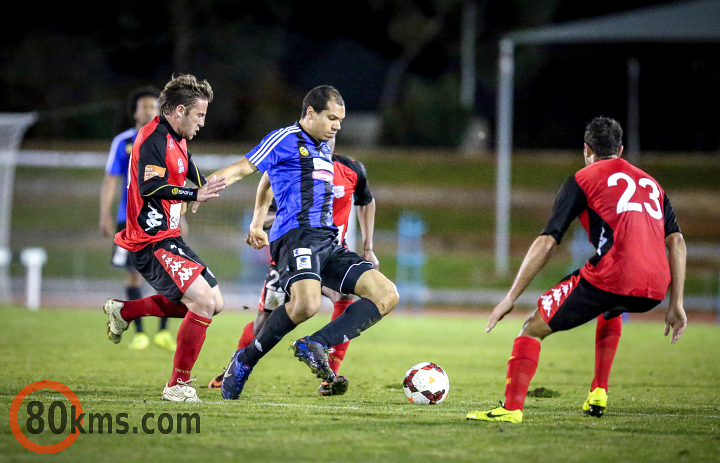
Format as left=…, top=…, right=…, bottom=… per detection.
left=2, top=306, right=719, bottom=462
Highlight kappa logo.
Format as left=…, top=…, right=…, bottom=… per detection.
left=168, top=139, right=174, bottom=150
left=177, top=266, right=198, bottom=287
left=144, top=205, right=163, bottom=231
left=540, top=294, right=553, bottom=317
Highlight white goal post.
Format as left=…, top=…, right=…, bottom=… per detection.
left=0, top=112, right=38, bottom=303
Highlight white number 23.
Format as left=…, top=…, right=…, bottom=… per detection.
left=607, top=172, right=663, bottom=220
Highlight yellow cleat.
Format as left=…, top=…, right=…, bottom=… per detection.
left=582, top=387, right=607, bottom=417
left=154, top=330, right=177, bottom=352
left=466, top=405, right=523, bottom=423
left=129, top=332, right=149, bottom=350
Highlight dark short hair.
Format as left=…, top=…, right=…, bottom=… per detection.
left=584, top=117, right=623, bottom=158
left=301, top=85, right=344, bottom=119
left=127, top=86, right=159, bottom=118
left=158, top=74, right=213, bottom=115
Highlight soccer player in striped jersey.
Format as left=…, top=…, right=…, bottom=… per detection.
left=196, top=85, right=398, bottom=399
left=466, top=117, right=687, bottom=423
left=207, top=137, right=379, bottom=395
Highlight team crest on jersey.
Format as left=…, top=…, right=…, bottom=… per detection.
left=178, top=158, right=185, bottom=173
left=333, top=185, right=345, bottom=198
left=299, top=146, right=309, bottom=157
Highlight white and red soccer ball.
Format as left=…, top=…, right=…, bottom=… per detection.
left=403, top=362, right=450, bottom=405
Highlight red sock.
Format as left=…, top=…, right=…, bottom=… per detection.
left=168, top=312, right=212, bottom=386
left=237, top=321, right=256, bottom=350
left=328, top=300, right=353, bottom=374
left=591, top=314, right=622, bottom=391
left=504, top=336, right=541, bottom=411
left=120, top=294, right=188, bottom=321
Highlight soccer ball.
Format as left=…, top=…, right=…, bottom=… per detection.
left=402, top=362, right=449, bottom=405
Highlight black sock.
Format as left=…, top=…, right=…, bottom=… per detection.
left=238, top=305, right=296, bottom=366
left=159, top=317, right=168, bottom=330
left=126, top=286, right=144, bottom=333
left=309, top=298, right=382, bottom=347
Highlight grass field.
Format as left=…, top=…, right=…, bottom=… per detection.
left=2, top=305, right=719, bottom=462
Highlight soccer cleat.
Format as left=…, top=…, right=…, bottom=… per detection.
left=208, top=370, right=224, bottom=389
left=103, top=298, right=129, bottom=344
left=291, top=337, right=336, bottom=382
left=466, top=403, right=523, bottom=423
left=582, top=387, right=608, bottom=417
left=162, top=378, right=201, bottom=403
left=221, top=349, right=254, bottom=400
left=129, top=332, right=149, bottom=350
left=154, top=329, right=177, bottom=352
left=318, top=375, right=349, bottom=396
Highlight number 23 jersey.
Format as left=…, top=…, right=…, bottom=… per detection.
left=541, top=157, right=681, bottom=300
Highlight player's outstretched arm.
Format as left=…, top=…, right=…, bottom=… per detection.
left=487, top=234, right=557, bottom=333
left=211, top=157, right=258, bottom=187
left=664, top=232, right=687, bottom=343
left=246, top=172, right=273, bottom=249
left=357, top=199, right=379, bottom=269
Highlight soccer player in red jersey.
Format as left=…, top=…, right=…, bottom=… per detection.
left=208, top=137, right=379, bottom=395
left=466, top=117, right=687, bottom=423
left=102, top=74, right=227, bottom=403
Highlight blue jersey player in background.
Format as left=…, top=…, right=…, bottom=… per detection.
left=190, top=85, right=399, bottom=398
left=99, top=86, right=177, bottom=351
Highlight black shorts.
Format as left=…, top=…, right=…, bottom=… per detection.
left=538, top=271, right=661, bottom=332
left=111, top=223, right=134, bottom=269
left=270, top=227, right=373, bottom=296
left=130, top=236, right=218, bottom=304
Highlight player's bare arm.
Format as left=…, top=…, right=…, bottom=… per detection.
left=99, top=174, right=119, bottom=237
left=664, top=232, right=687, bottom=343
left=246, top=172, right=273, bottom=249
left=191, top=157, right=257, bottom=213
left=357, top=199, right=379, bottom=269
left=210, top=157, right=258, bottom=187
left=487, top=234, right=557, bottom=333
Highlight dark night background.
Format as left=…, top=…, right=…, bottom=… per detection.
left=3, top=0, right=719, bottom=151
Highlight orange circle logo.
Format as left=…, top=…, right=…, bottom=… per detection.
left=9, top=380, right=83, bottom=454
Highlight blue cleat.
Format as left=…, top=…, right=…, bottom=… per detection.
left=221, top=349, right=254, bottom=400
left=291, top=337, right=336, bottom=382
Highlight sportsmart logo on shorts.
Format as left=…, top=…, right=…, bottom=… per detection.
left=9, top=381, right=201, bottom=455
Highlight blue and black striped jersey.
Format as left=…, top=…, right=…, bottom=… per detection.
left=246, top=123, right=337, bottom=242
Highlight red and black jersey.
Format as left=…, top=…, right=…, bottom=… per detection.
left=541, top=157, right=680, bottom=300
left=331, top=154, right=373, bottom=243
left=115, top=115, right=206, bottom=252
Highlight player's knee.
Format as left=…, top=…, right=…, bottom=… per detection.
left=371, top=280, right=399, bottom=316
left=287, top=294, right=322, bottom=322
left=520, top=311, right=552, bottom=340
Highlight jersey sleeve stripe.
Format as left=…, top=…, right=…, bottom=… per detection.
left=247, top=126, right=300, bottom=166
left=105, top=128, right=136, bottom=174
